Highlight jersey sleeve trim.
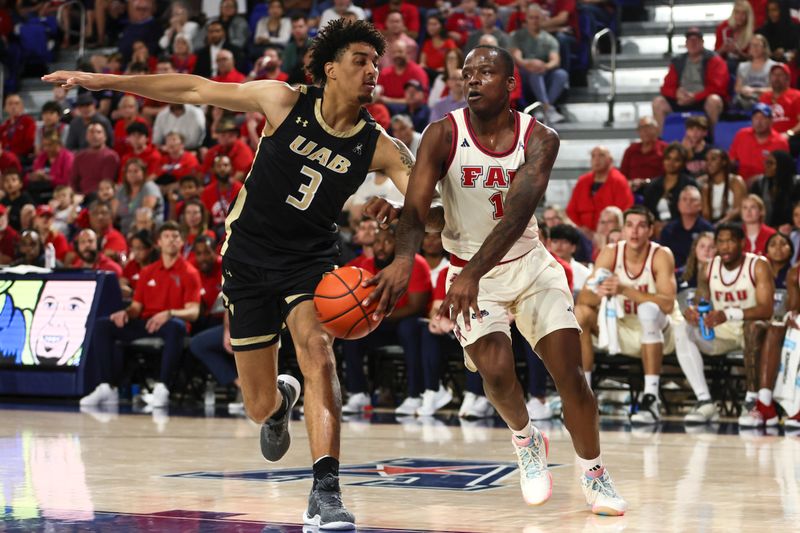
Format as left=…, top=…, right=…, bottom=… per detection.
left=441, top=113, right=458, bottom=181
left=522, top=115, right=537, bottom=149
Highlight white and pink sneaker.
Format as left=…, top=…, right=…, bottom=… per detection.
left=513, top=427, right=552, bottom=505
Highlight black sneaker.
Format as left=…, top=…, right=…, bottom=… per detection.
left=259, top=374, right=301, bottom=462
left=303, top=474, right=356, bottom=530
left=630, top=393, right=661, bottom=425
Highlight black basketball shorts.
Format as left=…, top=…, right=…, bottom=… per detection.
left=221, top=255, right=334, bottom=351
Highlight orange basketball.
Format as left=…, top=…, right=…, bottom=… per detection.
left=314, top=267, right=381, bottom=339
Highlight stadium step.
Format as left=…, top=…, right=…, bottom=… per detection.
left=647, top=2, right=730, bottom=24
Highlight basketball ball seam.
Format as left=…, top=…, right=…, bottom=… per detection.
left=318, top=269, right=373, bottom=335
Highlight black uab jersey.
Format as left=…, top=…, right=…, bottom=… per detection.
left=221, top=85, right=381, bottom=270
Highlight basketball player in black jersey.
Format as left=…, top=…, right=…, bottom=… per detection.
left=44, top=20, right=427, bottom=530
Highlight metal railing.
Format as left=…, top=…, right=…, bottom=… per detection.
left=665, top=0, right=675, bottom=58
left=523, top=101, right=543, bottom=117
left=590, top=27, right=617, bottom=126
left=57, top=0, right=87, bottom=61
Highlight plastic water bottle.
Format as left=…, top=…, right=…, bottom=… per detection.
left=204, top=380, right=216, bottom=407
left=698, top=299, right=715, bottom=340
left=44, top=243, right=56, bottom=269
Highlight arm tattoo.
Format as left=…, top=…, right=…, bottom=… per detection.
left=460, top=127, right=560, bottom=279
left=392, top=138, right=415, bottom=177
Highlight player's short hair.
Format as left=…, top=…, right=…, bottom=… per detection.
left=623, top=205, right=655, bottom=226
left=549, top=224, right=580, bottom=246
left=715, top=222, right=745, bottom=241
left=468, top=45, right=514, bottom=78
left=307, top=19, right=386, bottom=86
left=157, top=220, right=182, bottom=238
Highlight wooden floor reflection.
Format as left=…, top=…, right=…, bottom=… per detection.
left=1, top=405, right=799, bottom=532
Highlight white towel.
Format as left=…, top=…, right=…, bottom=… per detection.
left=596, top=296, right=623, bottom=355
left=775, top=315, right=800, bottom=417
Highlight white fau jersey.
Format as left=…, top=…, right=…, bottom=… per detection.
left=708, top=253, right=759, bottom=311
left=439, top=108, right=540, bottom=262
left=611, top=240, right=661, bottom=320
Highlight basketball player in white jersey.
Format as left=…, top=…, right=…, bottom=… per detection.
left=364, top=45, right=627, bottom=516
left=674, top=223, right=774, bottom=424
left=575, top=206, right=682, bottom=425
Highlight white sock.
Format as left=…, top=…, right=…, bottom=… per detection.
left=584, top=371, right=592, bottom=387
left=759, top=388, right=773, bottom=406
left=578, top=454, right=604, bottom=477
left=674, top=328, right=711, bottom=401
left=745, top=390, right=758, bottom=403
left=644, top=374, right=660, bottom=397
left=510, top=420, right=533, bottom=443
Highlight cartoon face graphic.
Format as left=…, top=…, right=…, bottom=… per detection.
left=29, top=281, right=96, bottom=366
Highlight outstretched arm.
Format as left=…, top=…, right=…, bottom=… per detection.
left=436, top=123, right=559, bottom=329
left=42, top=71, right=299, bottom=127
left=363, top=119, right=452, bottom=316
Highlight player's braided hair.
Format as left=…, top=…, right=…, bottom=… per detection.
left=307, top=19, right=386, bottom=86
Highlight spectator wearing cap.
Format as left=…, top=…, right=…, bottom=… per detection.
left=652, top=27, right=728, bottom=134
left=378, top=40, right=429, bottom=112
left=71, top=228, right=123, bottom=277
left=35, top=101, right=69, bottom=155
left=658, top=185, right=713, bottom=268
left=28, top=131, right=74, bottom=203
left=401, top=80, right=431, bottom=132
left=32, top=205, right=69, bottom=262
left=112, top=95, right=150, bottom=157
left=152, top=104, right=206, bottom=150
left=681, top=115, right=713, bottom=178
left=759, top=62, right=800, bottom=154
left=378, top=11, right=419, bottom=71
left=0, top=94, right=36, bottom=164
left=200, top=119, right=254, bottom=182
left=65, top=93, right=113, bottom=151
left=390, top=115, right=421, bottom=157
left=211, top=49, right=246, bottom=83
left=430, top=68, right=467, bottom=124
left=119, top=122, right=163, bottom=182
left=729, top=102, right=789, bottom=181
left=549, top=224, right=591, bottom=292
left=566, top=146, right=634, bottom=236
left=510, top=4, right=569, bottom=124
left=0, top=205, right=19, bottom=264
left=620, top=116, right=668, bottom=188
left=70, top=123, right=120, bottom=196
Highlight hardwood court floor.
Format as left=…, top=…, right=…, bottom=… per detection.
left=1, top=405, right=798, bottom=532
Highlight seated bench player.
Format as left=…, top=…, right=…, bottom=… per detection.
left=575, top=206, right=682, bottom=424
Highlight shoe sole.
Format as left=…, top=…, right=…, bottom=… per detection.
left=303, top=511, right=355, bottom=530
left=592, top=504, right=626, bottom=516
left=261, top=375, right=302, bottom=463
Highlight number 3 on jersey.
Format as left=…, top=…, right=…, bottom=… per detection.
left=489, top=191, right=504, bottom=219
left=286, top=165, right=322, bottom=210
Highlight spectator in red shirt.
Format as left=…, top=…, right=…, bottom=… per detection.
left=158, top=132, right=200, bottom=185
left=70, top=123, right=120, bottom=196
left=201, top=155, right=243, bottom=233
left=446, top=0, right=482, bottom=46
left=200, top=119, right=254, bottom=182
left=180, top=198, right=216, bottom=259
left=419, top=14, right=458, bottom=73
left=378, top=40, right=429, bottom=112
left=88, top=201, right=129, bottom=262
left=28, top=131, right=75, bottom=198
left=112, top=95, right=150, bottom=157
left=71, top=228, right=123, bottom=278
left=170, top=175, right=202, bottom=220
left=715, top=1, right=754, bottom=62
left=0, top=94, right=36, bottom=163
left=742, top=193, right=777, bottom=255
left=652, top=28, right=728, bottom=134
left=119, top=122, right=162, bottom=182
left=0, top=205, right=19, bottom=264
left=121, top=230, right=157, bottom=298
left=79, top=221, right=201, bottom=408
left=620, top=116, right=668, bottom=189
left=341, top=224, right=432, bottom=414
left=246, top=47, right=289, bottom=82
left=759, top=63, right=800, bottom=154
left=0, top=144, right=22, bottom=175
left=170, top=33, right=197, bottom=74
left=32, top=205, right=69, bottom=262
left=373, top=0, right=420, bottom=39
left=566, top=146, right=634, bottom=236
left=729, top=102, right=789, bottom=181
left=190, top=234, right=224, bottom=330
left=212, top=49, right=246, bottom=84
left=378, top=11, right=419, bottom=70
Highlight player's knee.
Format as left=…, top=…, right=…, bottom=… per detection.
left=478, top=358, right=516, bottom=393
left=637, top=302, right=665, bottom=344
left=296, top=333, right=336, bottom=377
left=244, top=389, right=282, bottom=423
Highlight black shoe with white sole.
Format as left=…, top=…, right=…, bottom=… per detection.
left=259, top=374, right=301, bottom=462
left=303, top=474, right=356, bottom=530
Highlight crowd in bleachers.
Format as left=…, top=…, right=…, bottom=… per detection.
left=3, top=0, right=800, bottom=429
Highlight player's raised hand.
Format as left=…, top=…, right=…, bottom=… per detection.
left=363, top=197, right=400, bottom=228
left=41, top=70, right=109, bottom=91
left=436, top=270, right=482, bottom=332
left=362, top=256, right=414, bottom=320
